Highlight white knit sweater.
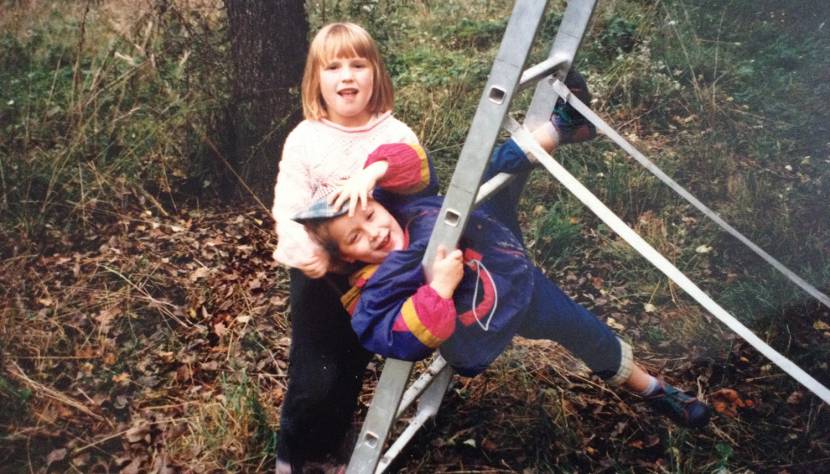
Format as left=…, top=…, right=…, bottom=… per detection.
left=271, top=112, right=419, bottom=268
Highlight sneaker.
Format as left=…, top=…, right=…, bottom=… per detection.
left=645, top=381, right=712, bottom=428
left=551, top=69, right=597, bottom=144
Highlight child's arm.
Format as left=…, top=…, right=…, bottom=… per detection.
left=272, top=136, right=331, bottom=277
left=486, top=138, right=537, bottom=176
left=346, top=246, right=464, bottom=360
left=331, top=143, right=436, bottom=216
left=330, top=160, right=389, bottom=216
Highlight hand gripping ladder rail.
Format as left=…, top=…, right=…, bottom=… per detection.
left=346, top=1, right=598, bottom=472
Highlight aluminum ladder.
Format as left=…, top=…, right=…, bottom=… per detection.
left=346, top=1, right=597, bottom=472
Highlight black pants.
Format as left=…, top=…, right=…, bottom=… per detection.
left=277, top=269, right=373, bottom=470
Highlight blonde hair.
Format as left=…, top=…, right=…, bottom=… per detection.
left=301, top=22, right=395, bottom=121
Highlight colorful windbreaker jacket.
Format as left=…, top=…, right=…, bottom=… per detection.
left=340, top=140, right=536, bottom=376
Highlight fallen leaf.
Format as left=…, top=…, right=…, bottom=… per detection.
left=270, top=295, right=288, bottom=310
left=481, top=438, right=497, bottom=452
left=37, top=297, right=54, bottom=307
left=786, top=391, right=804, bottom=405
left=711, top=388, right=747, bottom=417
left=606, top=317, right=625, bottom=331
left=628, top=439, right=644, bottom=449
left=95, top=307, right=120, bottom=333
left=114, top=395, right=129, bottom=409
left=112, top=372, right=131, bottom=385
left=46, top=448, right=67, bottom=465
left=121, top=456, right=144, bottom=474
left=125, top=423, right=150, bottom=443
left=189, top=267, right=210, bottom=282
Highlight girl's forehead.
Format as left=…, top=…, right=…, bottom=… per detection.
left=324, top=53, right=368, bottom=63
left=323, top=48, right=368, bottom=62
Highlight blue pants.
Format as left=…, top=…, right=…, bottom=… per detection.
left=518, top=268, right=623, bottom=379
left=483, top=139, right=624, bottom=380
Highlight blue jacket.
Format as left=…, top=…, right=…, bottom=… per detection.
left=340, top=140, right=536, bottom=375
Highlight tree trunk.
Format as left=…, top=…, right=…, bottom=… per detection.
left=225, top=0, right=308, bottom=206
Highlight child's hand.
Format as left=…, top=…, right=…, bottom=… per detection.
left=296, top=248, right=330, bottom=279
left=429, top=245, right=464, bottom=299
left=330, top=161, right=389, bottom=216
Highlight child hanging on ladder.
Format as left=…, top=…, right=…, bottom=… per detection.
left=293, top=73, right=712, bottom=430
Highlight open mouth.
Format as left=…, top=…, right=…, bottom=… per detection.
left=375, top=233, right=390, bottom=251
left=338, top=88, right=359, bottom=98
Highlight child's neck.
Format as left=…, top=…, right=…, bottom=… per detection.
left=326, top=111, right=375, bottom=128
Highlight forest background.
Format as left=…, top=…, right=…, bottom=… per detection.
left=1, top=0, right=829, bottom=472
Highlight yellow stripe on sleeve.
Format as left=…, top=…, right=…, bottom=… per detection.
left=400, top=298, right=442, bottom=348
left=415, top=144, right=430, bottom=189
left=340, top=265, right=380, bottom=315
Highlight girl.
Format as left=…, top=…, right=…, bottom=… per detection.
left=271, top=22, right=421, bottom=472
left=294, top=140, right=711, bottom=434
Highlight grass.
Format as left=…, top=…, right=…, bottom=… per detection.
left=1, top=0, right=829, bottom=471
left=167, top=372, right=276, bottom=470
left=0, top=1, right=228, bottom=252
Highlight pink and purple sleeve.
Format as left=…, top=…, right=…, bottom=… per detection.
left=365, top=143, right=433, bottom=195
left=343, top=276, right=456, bottom=360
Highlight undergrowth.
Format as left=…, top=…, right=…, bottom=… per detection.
left=0, top=0, right=228, bottom=254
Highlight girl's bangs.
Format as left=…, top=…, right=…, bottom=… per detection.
left=320, top=30, right=374, bottom=62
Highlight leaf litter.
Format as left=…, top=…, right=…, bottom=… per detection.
left=0, top=203, right=828, bottom=472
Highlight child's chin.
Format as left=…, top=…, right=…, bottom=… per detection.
left=367, top=251, right=391, bottom=264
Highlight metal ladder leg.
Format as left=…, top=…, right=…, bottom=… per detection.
left=525, top=0, right=597, bottom=129
left=346, top=1, right=597, bottom=472
left=476, top=0, right=598, bottom=201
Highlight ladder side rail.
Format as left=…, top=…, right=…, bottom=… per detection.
left=347, top=358, right=414, bottom=474
left=376, top=365, right=454, bottom=473
left=525, top=0, right=597, bottom=130
left=550, top=80, right=830, bottom=310
left=504, top=114, right=830, bottom=405
left=394, top=356, right=448, bottom=418
left=421, top=0, right=549, bottom=273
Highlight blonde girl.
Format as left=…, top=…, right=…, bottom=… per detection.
left=271, top=22, right=421, bottom=473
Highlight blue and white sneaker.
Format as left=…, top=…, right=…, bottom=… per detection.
left=645, top=380, right=712, bottom=428
left=551, top=69, right=597, bottom=144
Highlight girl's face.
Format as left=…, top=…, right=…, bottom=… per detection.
left=319, top=55, right=374, bottom=127
left=326, top=200, right=404, bottom=264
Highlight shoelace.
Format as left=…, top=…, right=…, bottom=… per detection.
left=468, top=258, right=498, bottom=331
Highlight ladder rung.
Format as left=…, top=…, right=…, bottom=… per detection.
left=395, top=356, right=448, bottom=418
left=518, top=56, right=568, bottom=89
